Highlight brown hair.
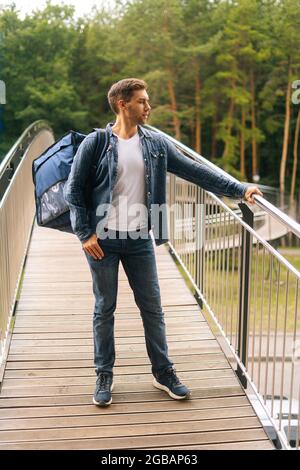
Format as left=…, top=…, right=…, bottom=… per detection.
left=107, top=78, right=148, bottom=115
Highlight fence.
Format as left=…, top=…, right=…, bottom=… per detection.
left=0, top=121, right=54, bottom=377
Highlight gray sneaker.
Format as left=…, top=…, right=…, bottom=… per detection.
left=153, top=367, right=191, bottom=400
left=93, top=372, right=114, bottom=407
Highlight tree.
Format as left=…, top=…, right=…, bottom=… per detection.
left=0, top=1, right=88, bottom=137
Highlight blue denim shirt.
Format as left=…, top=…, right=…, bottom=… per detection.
left=63, top=121, right=248, bottom=246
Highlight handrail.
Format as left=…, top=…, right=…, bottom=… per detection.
left=0, top=122, right=54, bottom=377
left=0, top=120, right=53, bottom=201
left=253, top=194, right=300, bottom=239
left=0, top=120, right=52, bottom=179
left=145, top=123, right=300, bottom=240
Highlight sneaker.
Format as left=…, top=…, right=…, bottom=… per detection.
left=153, top=367, right=191, bottom=400
left=93, top=372, right=114, bottom=406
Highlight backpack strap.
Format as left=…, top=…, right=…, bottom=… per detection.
left=92, top=128, right=109, bottom=167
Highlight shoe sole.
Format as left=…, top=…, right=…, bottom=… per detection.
left=153, top=378, right=191, bottom=400
left=93, top=382, right=114, bottom=407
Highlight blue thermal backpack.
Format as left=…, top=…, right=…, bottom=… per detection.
left=32, top=128, right=108, bottom=233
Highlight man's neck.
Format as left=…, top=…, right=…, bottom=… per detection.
left=111, top=120, right=138, bottom=140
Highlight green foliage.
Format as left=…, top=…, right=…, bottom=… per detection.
left=0, top=0, right=299, bottom=190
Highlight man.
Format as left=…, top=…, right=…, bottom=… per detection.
left=64, top=78, right=263, bottom=407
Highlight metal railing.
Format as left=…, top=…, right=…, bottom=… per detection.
left=0, top=121, right=54, bottom=375
left=146, top=124, right=300, bottom=450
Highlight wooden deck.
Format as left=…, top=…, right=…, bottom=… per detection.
left=0, top=221, right=274, bottom=450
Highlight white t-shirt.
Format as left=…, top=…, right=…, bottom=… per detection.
left=105, top=131, right=148, bottom=231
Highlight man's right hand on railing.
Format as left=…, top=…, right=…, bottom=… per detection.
left=82, top=233, right=104, bottom=260
left=243, top=186, right=263, bottom=205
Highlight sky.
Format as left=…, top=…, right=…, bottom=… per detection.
left=0, top=0, right=113, bottom=19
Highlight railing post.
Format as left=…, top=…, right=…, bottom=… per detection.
left=236, top=202, right=254, bottom=388
left=194, top=187, right=205, bottom=308
left=169, top=174, right=176, bottom=245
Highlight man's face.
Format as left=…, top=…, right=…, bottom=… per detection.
left=118, top=89, right=151, bottom=124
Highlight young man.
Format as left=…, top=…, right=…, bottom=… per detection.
left=64, top=78, right=262, bottom=407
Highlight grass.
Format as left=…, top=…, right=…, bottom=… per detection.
left=173, top=245, right=300, bottom=334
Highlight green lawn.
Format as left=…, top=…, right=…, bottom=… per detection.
left=174, top=246, right=300, bottom=334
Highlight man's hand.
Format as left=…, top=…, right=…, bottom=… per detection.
left=82, top=233, right=104, bottom=260
left=243, top=186, right=263, bottom=205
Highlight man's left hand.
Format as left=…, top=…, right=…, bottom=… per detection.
left=243, top=186, right=263, bottom=204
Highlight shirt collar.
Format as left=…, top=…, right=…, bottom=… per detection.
left=106, top=121, right=150, bottom=140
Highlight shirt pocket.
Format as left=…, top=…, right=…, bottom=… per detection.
left=150, top=150, right=165, bottom=159
left=150, top=149, right=167, bottom=170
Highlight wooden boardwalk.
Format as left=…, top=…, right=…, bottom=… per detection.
left=0, top=221, right=274, bottom=450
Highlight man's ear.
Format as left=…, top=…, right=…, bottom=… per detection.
left=118, top=99, right=126, bottom=111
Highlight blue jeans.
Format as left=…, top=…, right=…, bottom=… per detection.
left=84, top=228, right=174, bottom=377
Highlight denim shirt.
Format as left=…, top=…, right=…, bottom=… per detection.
left=63, top=121, right=248, bottom=246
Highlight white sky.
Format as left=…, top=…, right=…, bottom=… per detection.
left=0, top=0, right=113, bottom=19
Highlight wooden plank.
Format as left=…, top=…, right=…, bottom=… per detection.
left=0, top=396, right=250, bottom=419
left=0, top=406, right=256, bottom=431
left=0, top=428, right=272, bottom=450
left=0, top=387, right=245, bottom=408
left=9, top=326, right=212, bottom=339
left=14, top=327, right=212, bottom=334
left=5, top=361, right=231, bottom=380
left=8, top=339, right=217, bottom=355
left=22, top=272, right=183, bottom=281
left=13, top=317, right=202, bottom=325
left=16, top=304, right=199, bottom=312
left=4, top=353, right=226, bottom=370
left=20, top=280, right=190, bottom=294
left=147, top=440, right=274, bottom=450
left=1, top=369, right=235, bottom=389
left=13, top=308, right=203, bottom=317
left=13, top=313, right=204, bottom=321
left=9, top=336, right=215, bottom=350
left=6, top=347, right=222, bottom=361
left=15, top=298, right=198, bottom=309
left=0, top=377, right=239, bottom=397
left=0, top=417, right=262, bottom=442
left=4, top=354, right=226, bottom=369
